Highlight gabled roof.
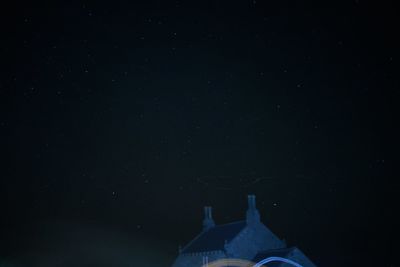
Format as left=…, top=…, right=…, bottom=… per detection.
left=252, top=247, right=296, bottom=267
left=181, top=221, right=246, bottom=253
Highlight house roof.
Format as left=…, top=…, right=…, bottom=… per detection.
left=252, top=247, right=296, bottom=267
left=181, top=221, right=247, bottom=253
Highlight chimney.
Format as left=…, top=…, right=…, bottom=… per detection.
left=246, top=195, right=260, bottom=225
left=202, top=206, right=215, bottom=231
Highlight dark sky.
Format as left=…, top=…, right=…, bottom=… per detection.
left=1, top=0, right=398, bottom=266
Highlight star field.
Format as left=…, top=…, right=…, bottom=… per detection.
left=0, top=1, right=398, bottom=266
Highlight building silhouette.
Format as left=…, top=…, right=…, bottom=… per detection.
left=171, top=195, right=316, bottom=267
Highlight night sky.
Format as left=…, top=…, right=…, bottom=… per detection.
left=1, top=1, right=398, bottom=266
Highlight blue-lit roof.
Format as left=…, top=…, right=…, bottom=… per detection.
left=182, top=221, right=246, bottom=253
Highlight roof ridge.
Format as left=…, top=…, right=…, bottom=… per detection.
left=181, top=220, right=247, bottom=253
left=214, top=220, right=246, bottom=227
left=180, top=229, right=206, bottom=253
